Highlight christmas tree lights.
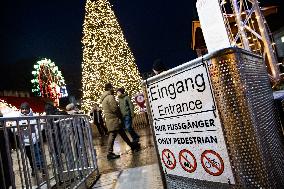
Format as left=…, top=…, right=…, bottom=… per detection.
left=81, top=0, right=142, bottom=112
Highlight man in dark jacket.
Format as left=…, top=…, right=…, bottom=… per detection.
left=117, top=87, right=140, bottom=142
left=101, top=83, right=140, bottom=160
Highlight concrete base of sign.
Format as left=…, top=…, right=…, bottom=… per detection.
left=166, top=175, right=232, bottom=189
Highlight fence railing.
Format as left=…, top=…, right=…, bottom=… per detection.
left=0, top=114, right=99, bottom=189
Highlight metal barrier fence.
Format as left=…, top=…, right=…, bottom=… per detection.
left=0, top=114, right=99, bottom=189
left=132, top=112, right=149, bottom=130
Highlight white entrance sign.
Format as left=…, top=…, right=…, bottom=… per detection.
left=146, top=61, right=235, bottom=184
left=196, top=0, right=231, bottom=53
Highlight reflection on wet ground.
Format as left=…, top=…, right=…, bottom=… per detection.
left=93, top=127, right=159, bottom=174
left=90, top=127, right=164, bottom=188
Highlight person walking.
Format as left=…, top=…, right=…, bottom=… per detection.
left=90, top=103, right=108, bottom=136
left=117, top=87, right=140, bottom=142
left=101, top=83, right=140, bottom=160
left=17, top=102, right=44, bottom=176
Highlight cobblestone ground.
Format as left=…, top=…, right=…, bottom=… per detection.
left=91, top=127, right=163, bottom=188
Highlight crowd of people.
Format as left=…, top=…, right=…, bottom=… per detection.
left=0, top=101, right=84, bottom=188
left=0, top=60, right=165, bottom=188
left=0, top=83, right=144, bottom=187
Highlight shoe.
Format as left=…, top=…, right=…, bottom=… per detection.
left=131, top=142, right=141, bottom=152
left=107, top=152, right=120, bottom=160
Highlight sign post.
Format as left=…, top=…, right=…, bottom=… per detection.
left=144, top=48, right=284, bottom=188
left=145, top=60, right=235, bottom=185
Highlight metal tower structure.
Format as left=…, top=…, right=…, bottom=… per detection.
left=220, top=0, right=281, bottom=82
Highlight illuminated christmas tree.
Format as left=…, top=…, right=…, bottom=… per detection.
left=81, top=0, right=142, bottom=112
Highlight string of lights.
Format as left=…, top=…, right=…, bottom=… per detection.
left=81, top=0, right=142, bottom=112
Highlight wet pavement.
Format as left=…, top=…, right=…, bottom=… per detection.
left=92, top=164, right=163, bottom=189
left=91, top=127, right=163, bottom=188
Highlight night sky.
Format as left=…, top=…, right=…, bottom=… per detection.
left=1, top=0, right=284, bottom=97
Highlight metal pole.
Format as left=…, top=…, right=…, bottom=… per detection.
left=253, top=0, right=281, bottom=81
left=231, top=0, right=250, bottom=50
left=143, top=82, right=168, bottom=189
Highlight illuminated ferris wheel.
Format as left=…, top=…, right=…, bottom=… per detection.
left=31, top=58, right=68, bottom=106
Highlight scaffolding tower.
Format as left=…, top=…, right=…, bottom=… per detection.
left=220, top=0, right=282, bottom=82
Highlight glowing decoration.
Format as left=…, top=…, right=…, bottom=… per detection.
left=0, top=99, right=42, bottom=118
left=81, top=0, right=142, bottom=111
left=0, top=99, right=19, bottom=116
left=134, top=93, right=147, bottom=112
left=31, top=58, right=68, bottom=106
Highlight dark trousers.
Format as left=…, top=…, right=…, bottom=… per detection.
left=107, top=129, right=133, bottom=153
left=123, top=115, right=139, bottom=141
left=96, top=123, right=108, bottom=136
left=25, top=142, right=44, bottom=171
